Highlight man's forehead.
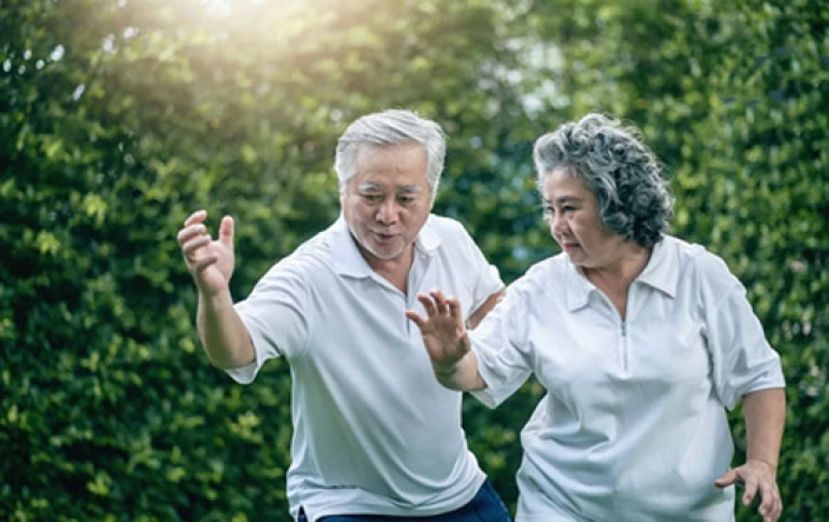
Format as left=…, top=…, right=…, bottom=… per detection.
left=354, top=143, right=428, bottom=168
left=357, top=141, right=425, bottom=156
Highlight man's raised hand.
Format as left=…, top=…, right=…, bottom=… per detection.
left=177, top=210, right=235, bottom=296
left=406, top=290, right=470, bottom=374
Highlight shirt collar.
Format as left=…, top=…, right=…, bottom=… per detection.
left=330, top=214, right=442, bottom=278
left=564, top=260, right=594, bottom=312
left=634, top=236, right=679, bottom=298
left=564, top=235, right=678, bottom=311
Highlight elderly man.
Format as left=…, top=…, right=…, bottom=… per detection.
left=176, top=110, right=509, bottom=521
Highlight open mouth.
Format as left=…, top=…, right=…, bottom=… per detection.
left=372, top=231, right=397, bottom=242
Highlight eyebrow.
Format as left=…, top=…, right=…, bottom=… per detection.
left=543, top=195, right=581, bottom=205
left=554, top=195, right=581, bottom=204
left=356, top=182, right=423, bottom=194
left=357, top=182, right=381, bottom=192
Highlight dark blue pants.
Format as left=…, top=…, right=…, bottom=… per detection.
left=297, top=479, right=511, bottom=521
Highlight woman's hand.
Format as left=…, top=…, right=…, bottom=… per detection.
left=715, top=459, right=781, bottom=522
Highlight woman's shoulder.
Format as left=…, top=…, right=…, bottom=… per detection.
left=661, top=235, right=741, bottom=291
left=663, top=235, right=731, bottom=272
left=510, top=252, right=570, bottom=293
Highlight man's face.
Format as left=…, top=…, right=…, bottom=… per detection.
left=341, top=143, right=433, bottom=266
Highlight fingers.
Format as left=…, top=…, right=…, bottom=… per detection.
left=191, top=253, right=219, bottom=273
left=756, top=481, right=781, bottom=522
left=741, top=472, right=759, bottom=506
left=429, top=289, right=448, bottom=315
left=716, top=465, right=782, bottom=522
left=219, top=215, right=234, bottom=248
left=405, top=310, right=427, bottom=329
left=181, top=233, right=212, bottom=261
left=177, top=209, right=210, bottom=257
left=429, top=290, right=463, bottom=319
left=714, top=469, right=738, bottom=488
left=178, top=212, right=235, bottom=266
left=446, top=296, right=462, bottom=322
left=184, top=209, right=208, bottom=227
left=179, top=212, right=234, bottom=247
left=414, top=291, right=463, bottom=324
left=416, top=293, right=438, bottom=317
left=178, top=223, right=207, bottom=247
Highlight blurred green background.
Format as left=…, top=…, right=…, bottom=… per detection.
left=2, top=0, right=827, bottom=519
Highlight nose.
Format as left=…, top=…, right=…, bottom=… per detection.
left=376, top=199, right=400, bottom=225
left=550, top=211, right=567, bottom=238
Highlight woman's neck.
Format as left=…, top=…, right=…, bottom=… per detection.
left=581, top=243, right=652, bottom=318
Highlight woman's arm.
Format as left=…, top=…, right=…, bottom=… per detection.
left=715, top=387, right=786, bottom=522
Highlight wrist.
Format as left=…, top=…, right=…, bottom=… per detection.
left=432, top=362, right=460, bottom=378
left=199, top=283, right=232, bottom=301
left=747, top=457, right=778, bottom=474
left=431, top=340, right=471, bottom=379
left=198, top=286, right=234, bottom=316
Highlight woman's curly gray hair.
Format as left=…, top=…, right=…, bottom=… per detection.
left=533, top=113, right=673, bottom=248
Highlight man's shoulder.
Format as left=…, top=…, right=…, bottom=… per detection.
left=425, top=215, right=486, bottom=253
left=423, top=215, right=493, bottom=268
left=264, top=227, right=335, bottom=281
left=427, top=214, right=470, bottom=237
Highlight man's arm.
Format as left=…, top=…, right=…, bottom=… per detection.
left=178, top=210, right=255, bottom=369
left=197, top=288, right=255, bottom=369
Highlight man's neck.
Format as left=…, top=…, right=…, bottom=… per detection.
left=362, top=245, right=415, bottom=294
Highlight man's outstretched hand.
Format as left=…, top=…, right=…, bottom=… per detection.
left=406, top=290, right=470, bottom=374
left=177, top=210, right=235, bottom=296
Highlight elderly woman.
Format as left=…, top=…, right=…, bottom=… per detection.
left=407, top=114, right=786, bottom=522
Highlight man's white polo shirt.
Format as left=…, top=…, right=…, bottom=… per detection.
left=226, top=214, right=503, bottom=521
left=471, top=235, right=784, bottom=521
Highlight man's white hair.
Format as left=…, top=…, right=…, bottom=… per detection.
left=334, top=109, right=446, bottom=202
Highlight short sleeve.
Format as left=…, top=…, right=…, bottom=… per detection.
left=225, top=263, right=309, bottom=384
left=702, top=264, right=785, bottom=410
left=452, top=221, right=505, bottom=314
left=470, top=286, right=533, bottom=408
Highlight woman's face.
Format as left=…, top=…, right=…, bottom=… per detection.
left=542, top=167, right=627, bottom=270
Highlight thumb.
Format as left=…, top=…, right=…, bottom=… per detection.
left=219, top=215, right=234, bottom=248
left=714, top=468, right=739, bottom=488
